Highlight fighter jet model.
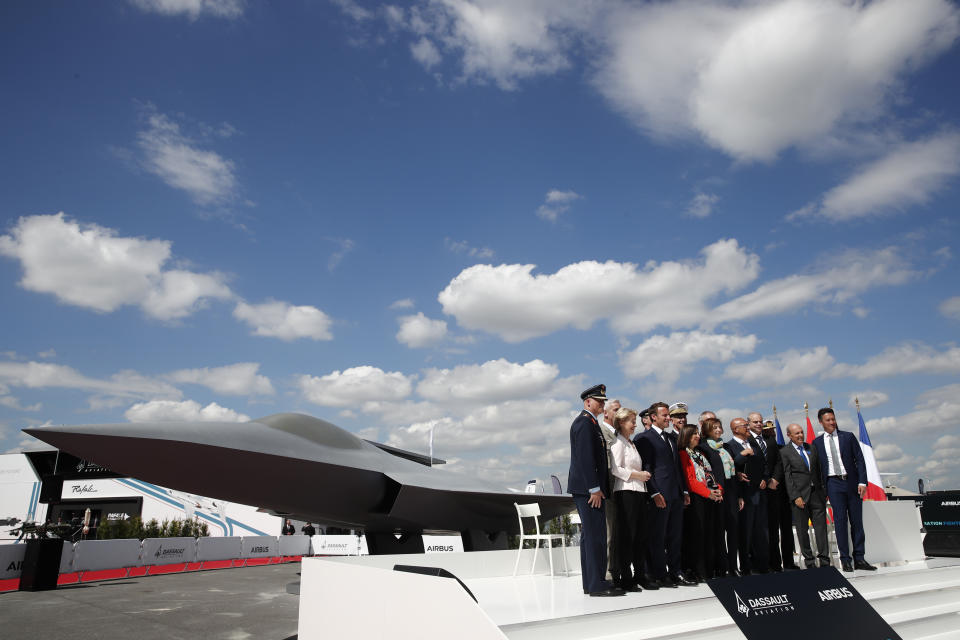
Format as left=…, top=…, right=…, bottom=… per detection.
left=24, top=413, right=573, bottom=546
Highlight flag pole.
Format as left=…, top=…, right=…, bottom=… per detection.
left=803, top=401, right=815, bottom=444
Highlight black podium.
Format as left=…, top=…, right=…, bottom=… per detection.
left=18, top=538, right=64, bottom=591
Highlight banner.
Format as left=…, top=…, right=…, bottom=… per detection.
left=60, top=478, right=135, bottom=500
left=142, top=537, right=197, bottom=565
left=709, top=568, right=901, bottom=640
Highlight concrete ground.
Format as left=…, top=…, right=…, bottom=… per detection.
left=0, top=563, right=301, bottom=640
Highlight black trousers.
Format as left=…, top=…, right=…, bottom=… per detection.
left=722, top=485, right=740, bottom=572
left=738, top=490, right=769, bottom=573
left=681, top=493, right=717, bottom=579
left=767, top=486, right=797, bottom=569
left=613, top=490, right=648, bottom=585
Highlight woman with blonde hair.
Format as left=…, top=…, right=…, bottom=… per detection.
left=609, top=407, right=654, bottom=591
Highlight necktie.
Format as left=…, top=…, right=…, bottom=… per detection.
left=757, top=437, right=766, bottom=455
left=797, top=445, right=809, bottom=470
left=662, top=432, right=673, bottom=458
left=829, top=433, right=841, bottom=475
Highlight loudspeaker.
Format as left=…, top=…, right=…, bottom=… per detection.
left=19, top=538, right=64, bottom=591
left=392, top=564, right=476, bottom=602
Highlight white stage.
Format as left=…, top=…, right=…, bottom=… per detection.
left=298, top=502, right=960, bottom=639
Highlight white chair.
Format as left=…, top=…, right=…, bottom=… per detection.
left=512, top=503, right=569, bottom=577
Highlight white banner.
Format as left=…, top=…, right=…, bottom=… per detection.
left=240, top=535, right=278, bottom=558
left=60, top=478, right=135, bottom=501
left=0, top=543, right=26, bottom=579
left=196, top=536, right=242, bottom=562
left=142, top=537, right=197, bottom=565
left=311, top=534, right=365, bottom=556
left=73, top=539, right=142, bottom=571
left=278, top=534, right=311, bottom=556
left=422, top=535, right=464, bottom=553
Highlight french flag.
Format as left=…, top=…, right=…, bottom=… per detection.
left=857, top=408, right=888, bottom=501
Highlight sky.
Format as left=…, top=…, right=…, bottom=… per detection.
left=1, top=0, right=959, bottom=494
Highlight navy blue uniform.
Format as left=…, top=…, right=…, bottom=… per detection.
left=568, top=409, right=610, bottom=594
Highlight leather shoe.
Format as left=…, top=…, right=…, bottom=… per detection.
left=639, top=578, right=660, bottom=590
left=784, top=564, right=801, bottom=571
left=658, top=576, right=679, bottom=588
left=727, top=569, right=741, bottom=577
left=854, top=560, right=878, bottom=571
left=590, top=588, right=627, bottom=597
left=841, top=561, right=854, bottom=572
left=671, top=573, right=698, bottom=587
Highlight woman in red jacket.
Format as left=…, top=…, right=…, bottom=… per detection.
left=679, top=424, right=723, bottom=582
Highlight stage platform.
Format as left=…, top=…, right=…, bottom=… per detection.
left=300, top=550, right=960, bottom=640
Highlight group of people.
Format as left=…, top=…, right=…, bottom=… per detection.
left=568, top=384, right=877, bottom=597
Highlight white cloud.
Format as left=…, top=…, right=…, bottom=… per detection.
left=687, top=192, right=719, bottom=218
left=849, top=391, right=889, bottom=409
left=708, top=247, right=917, bottom=326
left=328, top=237, right=355, bottom=271
left=940, top=296, right=960, bottom=320
left=411, top=37, right=442, bottom=68
left=166, top=362, right=274, bottom=396
left=438, top=238, right=759, bottom=341
left=536, top=189, right=582, bottom=222
left=396, top=312, right=448, bottom=348
left=389, top=298, right=415, bottom=310
left=0, top=360, right=181, bottom=402
left=332, top=0, right=373, bottom=22
left=398, top=1, right=589, bottom=90
left=832, top=342, right=960, bottom=379
left=129, top=0, right=244, bottom=19
left=125, top=399, right=249, bottom=423
left=416, top=358, right=558, bottom=403
left=298, top=366, right=414, bottom=408
left=0, top=213, right=232, bottom=320
left=860, top=383, right=960, bottom=439
left=137, top=110, right=238, bottom=206
left=233, top=300, right=333, bottom=341
left=622, top=331, right=757, bottom=384
left=444, top=237, right=494, bottom=259
left=596, top=0, right=960, bottom=160
left=790, top=133, right=960, bottom=222
left=725, top=346, right=836, bottom=387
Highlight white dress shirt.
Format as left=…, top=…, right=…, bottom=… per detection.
left=610, top=434, right=647, bottom=493
left=823, top=431, right=848, bottom=476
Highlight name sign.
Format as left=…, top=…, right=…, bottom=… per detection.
left=708, top=568, right=901, bottom=640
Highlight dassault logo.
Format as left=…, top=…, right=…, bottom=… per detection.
left=154, top=546, right=186, bottom=558
left=70, top=484, right=97, bottom=494
left=819, top=587, right=854, bottom=601
left=734, top=591, right=794, bottom=617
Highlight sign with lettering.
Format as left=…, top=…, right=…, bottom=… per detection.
left=422, top=534, right=464, bottom=553
left=708, top=568, right=901, bottom=640
left=59, top=478, right=135, bottom=500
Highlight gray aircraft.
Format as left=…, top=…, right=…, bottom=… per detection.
left=24, top=413, right=573, bottom=551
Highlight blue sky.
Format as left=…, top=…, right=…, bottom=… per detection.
left=2, top=0, right=959, bottom=493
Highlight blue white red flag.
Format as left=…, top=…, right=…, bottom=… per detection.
left=858, top=409, right=888, bottom=501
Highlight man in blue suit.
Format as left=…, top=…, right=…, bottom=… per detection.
left=634, top=402, right=695, bottom=587
left=725, top=416, right=769, bottom=574
left=813, top=407, right=877, bottom=572
left=568, top=384, right=625, bottom=597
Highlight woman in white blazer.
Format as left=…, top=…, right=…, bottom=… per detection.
left=609, top=407, right=653, bottom=591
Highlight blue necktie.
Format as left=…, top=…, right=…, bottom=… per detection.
left=797, top=445, right=809, bottom=469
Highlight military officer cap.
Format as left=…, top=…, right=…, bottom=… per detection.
left=668, top=401, right=688, bottom=416
left=580, top=384, right=608, bottom=401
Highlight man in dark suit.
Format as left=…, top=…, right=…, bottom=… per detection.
left=761, top=421, right=798, bottom=571
left=726, top=416, right=769, bottom=574
left=568, top=384, right=625, bottom=597
left=813, top=408, right=877, bottom=572
left=781, top=423, right=829, bottom=568
left=635, top=402, right=695, bottom=587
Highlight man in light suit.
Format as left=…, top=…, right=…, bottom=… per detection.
left=635, top=402, right=695, bottom=587
left=813, top=408, right=877, bottom=572
left=568, top=384, right=625, bottom=597
left=781, top=423, right=829, bottom=568
left=726, top=416, right=769, bottom=574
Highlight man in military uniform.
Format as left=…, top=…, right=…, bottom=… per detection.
left=568, top=384, right=624, bottom=597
